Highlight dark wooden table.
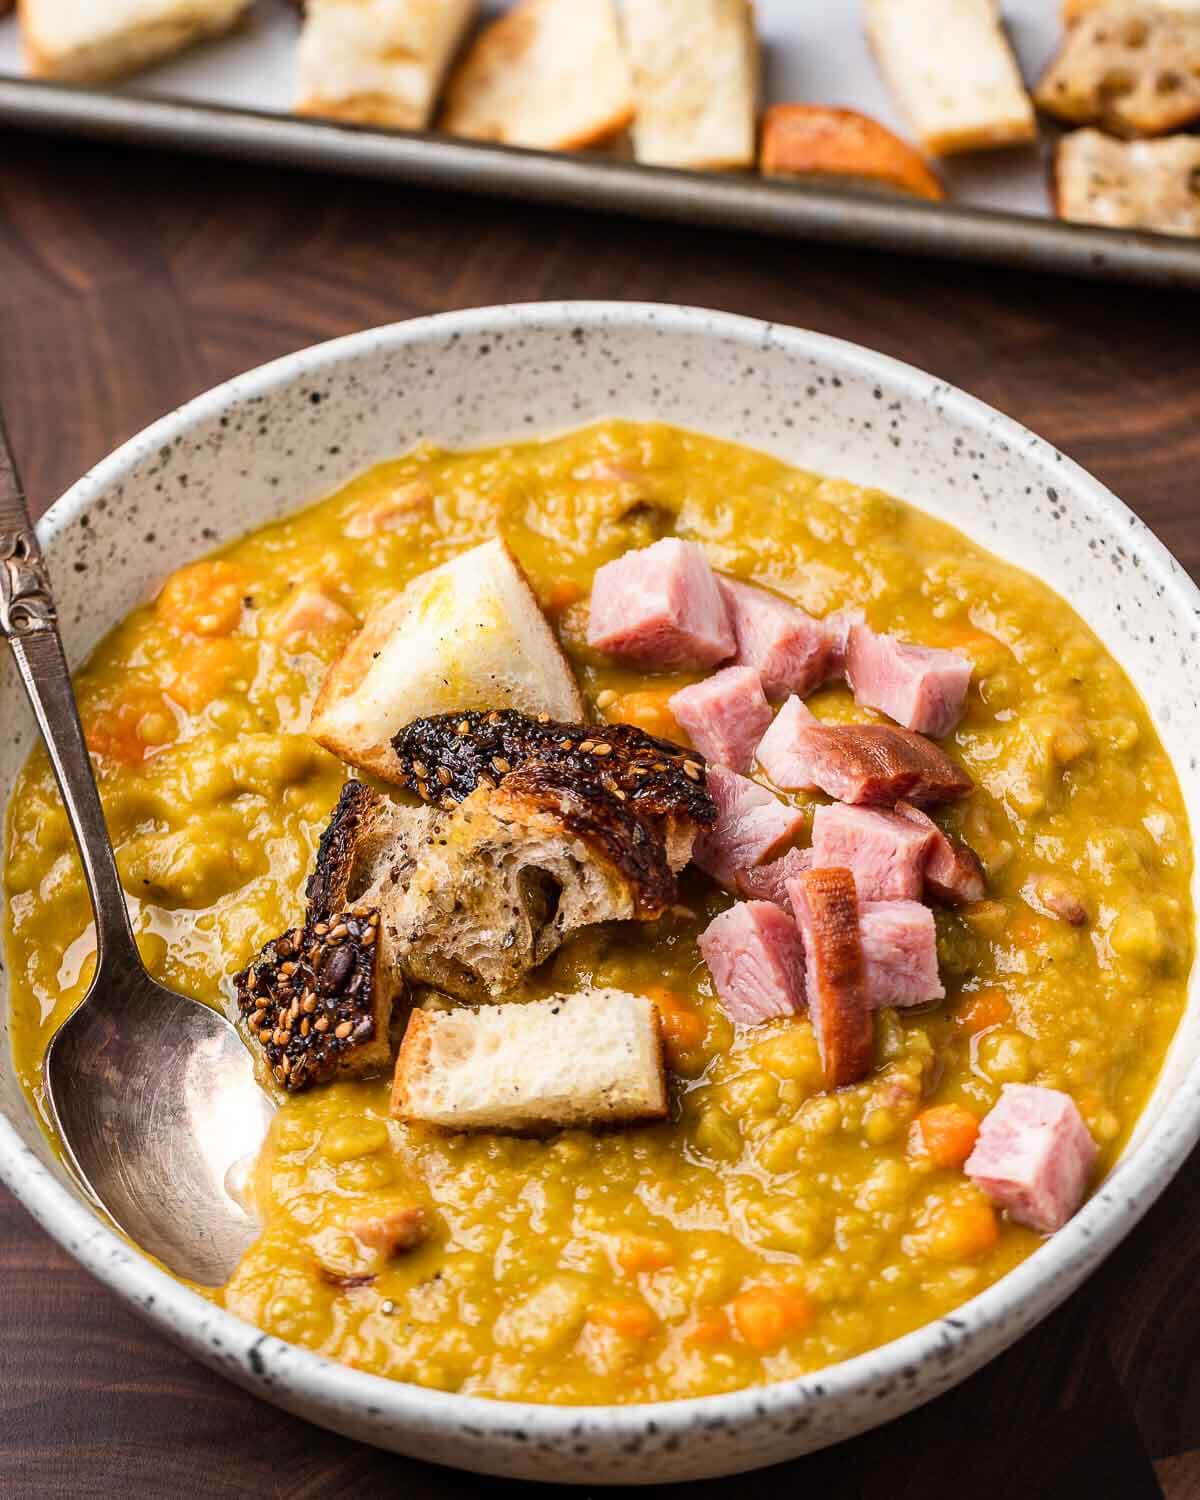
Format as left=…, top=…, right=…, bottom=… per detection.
left=3, top=130, right=1199, bottom=1500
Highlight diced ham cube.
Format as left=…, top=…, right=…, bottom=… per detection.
left=587, top=538, right=735, bottom=670
left=669, top=666, right=773, bottom=773
left=692, top=765, right=806, bottom=892
left=352, top=1204, right=431, bottom=1256
left=789, top=867, right=874, bottom=1088
left=755, top=696, right=972, bottom=806
left=735, top=846, right=813, bottom=911
left=859, top=901, right=944, bottom=1007
left=717, top=577, right=842, bottom=699
left=343, top=481, right=433, bottom=538
left=894, top=802, right=986, bottom=906
left=965, top=1084, right=1098, bottom=1233
left=845, top=625, right=972, bottom=738
left=698, top=900, right=807, bottom=1025
left=810, top=803, right=935, bottom=902
left=267, top=586, right=356, bottom=642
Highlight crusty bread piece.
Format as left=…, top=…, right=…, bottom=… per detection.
left=309, top=539, right=585, bottom=783
left=864, top=0, right=1036, bottom=156
left=391, top=989, right=668, bottom=1131
left=21, top=0, right=250, bottom=83
left=620, top=0, right=759, bottom=170
left=440, top=0, right=634, bottom=150
left=297, top=0, right=477, bottom=129
left=760, top=104, right=945, bottom=202
left=1036, top=3, right=1200, bottom=137
left=1054, top=127, right=1200, bottom=235
left=1064, top=0, right=1200, bottom=19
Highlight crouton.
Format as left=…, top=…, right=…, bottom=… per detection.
left=621, top=0, right=759, bottom=170
left=391, top=990, right=668, bottom=1132
left=297, top=0, right=477, bottom=129
left=440, top=0, right=634, bottom=150
left=864, top=0, right=1036, bottom=156
left=21, top=0, right=251, bottom=83
left=1036, top=3, right=1200, bottom=137
left=308, top=539, right=585, bottom=783
left=761, top=105, right=945, bottom=201
left=1053, top=127, right=1200, bottom=235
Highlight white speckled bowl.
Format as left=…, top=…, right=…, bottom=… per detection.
left=2, top=304, right=1198, bottom=1484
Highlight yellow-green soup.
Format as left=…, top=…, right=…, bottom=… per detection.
left=4, top=421, right=1191, bottom=1404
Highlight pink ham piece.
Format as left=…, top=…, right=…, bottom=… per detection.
left=809, top=803, right=935, bottom=902
left=790, top=867, right=874, bottom=1088
left=845, top=625, right=972, bottom=738
left=735, top=845, right=812, bottom=911
left=717, top=577, right=843, bottom=699
left=755, top=696, right=972, bottom=806
left=692, top=765, right=806, bottom=892
left=894, top=802, right=986, bottom=906
left=587, top=538, right=735, bottom=670
left=859, top=901, right=944, bottom=1007
left=965, top=1084, right=1097, bottom=1233
left=668, top=666, right=772, bottom=773
left=698, top=900, right=807, bottom=1025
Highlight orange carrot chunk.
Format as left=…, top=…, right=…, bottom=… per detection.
left=923, top=1196, right=999, bottom=1261
left=616, top=1234, right=675, bottom=1275
left=646, top=985, right=706, bottom=1058
left=912, top=1103, right=981, bottom=1169
left=731, top=1286, right=812, bottom=1353
left=590, top=1300, right=658, bottom=1339
left=157, top=560, right=244, bottom=637
left=953, top=987, right=1011, bottom=1034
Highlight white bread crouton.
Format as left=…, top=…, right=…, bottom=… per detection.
left=621, top=0, right=759, bottom=170
left=440, top=0, right=634, bottom=151
left=21, top=0, right=251, bottom=83
left=1036, top=4, right=1200, bottom=137
left=390, top=989, right=668, bottom=1131
left=760, top=104, right=946, bottom=201
left=309, top=539, right=585, bottom=782
left=297, top=0, right=477, bottom=129
left=1054, top=127, right=1200, bottom=235
left=864, top=0, right=1036, bottom=156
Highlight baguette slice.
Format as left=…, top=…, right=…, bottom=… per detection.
left=21, top=0, right=250, bottom=83
left=1054, top=127, right=1200, bottom=236
left=1036, top=3, right=1200, bottom=137
left=440, top=0, right=634, bottom=151
left=309, top=538, right=585, bottom=783
left=621, top=0, right=759, bottom=170
left=864, top=0, right=1036, bottom=156
left=297, top=0, right=477, bottom=129
left=391, top=989, right=668, bottom=1131
left=761, top=104, right=945, bottom=202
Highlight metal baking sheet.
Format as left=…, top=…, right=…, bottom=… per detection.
left=1, top=0, right=1198, bottom=289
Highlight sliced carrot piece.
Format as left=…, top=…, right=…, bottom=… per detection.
left=911, top=1104, right=980, bottom=1169
left=646, top=985, right=706, bottom=1059
left=590, top=1300, right=658, bottom=1339
left=603, top=688, right=679, bottom=741
left=685, top=1310, right=732, bottom=1347
left=166, top=637, right=246, bottom=714
left=731, top=1285, right=812, bottom=1353
left=922, top=1196, right=999, bottom=1261
left=84, top=688, right=176, bottom=765
left=616, top=1234, right=675, bottom=1275
left=953, top=987, right=1012, bottom=1034
left=156, top=560, right=244, bottom=638
left=541, top=579, right=585, bottom=615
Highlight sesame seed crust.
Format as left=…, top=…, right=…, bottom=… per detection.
left=234, top=908, right=390, bottom=1092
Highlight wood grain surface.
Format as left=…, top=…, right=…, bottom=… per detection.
left=2, top=130, right=1199, bottom=1500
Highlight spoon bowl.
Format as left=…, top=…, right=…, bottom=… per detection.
left=2, top=412, right=274, bottom=1287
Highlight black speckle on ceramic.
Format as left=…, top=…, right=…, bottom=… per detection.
left=2, top=304, right=1200, bottom=1484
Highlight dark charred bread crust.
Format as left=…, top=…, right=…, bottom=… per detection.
left=305, top=780, right=381, bottom=916
left=390, top=709, right=716, bottom=827
left=235, top=908, right=393, bottom=1091
left=494, top=766, right=675, bottom=919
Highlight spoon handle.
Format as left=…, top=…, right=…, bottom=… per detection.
left=0, top=412, right=139, bottom=969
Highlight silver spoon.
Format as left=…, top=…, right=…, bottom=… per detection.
left=1, top=413, right=274, bottom=1286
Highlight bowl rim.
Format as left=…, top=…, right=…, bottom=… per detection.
left=2, top=299, right=1199, bottom=1445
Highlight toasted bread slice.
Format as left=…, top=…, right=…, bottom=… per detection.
left=1064, top=0, right=1200, bottom=20
left=1054, top=127, right=1200, bottom=235
left=440, top=0, right=634, bottom=150
left=621, top=0, right=759, bottom=170
left=309, top=539, right=585, bottom=783
left=21, top=0, right=250, bottom=83
left=1036, top=3, right=1200, bottom=137
left=760, top=105, right=945, bottom=202
left=391, top=989, right=667, bottom=1131
left=297, top=0, right=477, bottom=128
left=864, top=0, right=1036, bottom=156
